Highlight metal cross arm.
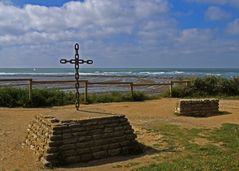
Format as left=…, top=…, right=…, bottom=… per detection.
left=60, top=43, right=93, bottom=111
left=60, top=59, right=93, bottom=65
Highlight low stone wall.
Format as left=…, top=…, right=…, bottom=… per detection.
left=24, top=114, right=142, bottom=167
left=175, top=99, right=219, bottom=117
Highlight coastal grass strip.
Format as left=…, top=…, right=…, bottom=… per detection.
left=0, top=87, right=156, bottom=107
left=163, top=76, right=239, bottom=98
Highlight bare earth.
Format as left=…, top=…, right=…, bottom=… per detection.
left=1, top=98, right=239, bottom=171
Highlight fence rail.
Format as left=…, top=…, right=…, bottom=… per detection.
left=0, top=79, right=191, bottom=102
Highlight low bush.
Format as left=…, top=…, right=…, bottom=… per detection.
left=170, top=76, right=239, bottom=98
left=0, top=87, right=153, bottom=107
left=87, top=91, right=151, bottom=104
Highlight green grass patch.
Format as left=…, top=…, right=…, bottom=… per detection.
left=135, top=123, right=239, bottom=171
left=0, top=87, right=155, bottom=107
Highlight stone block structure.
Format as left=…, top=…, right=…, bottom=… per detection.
left=24, top=114, right=142, bottom=167
left=175, top=99, right=219, bottom=117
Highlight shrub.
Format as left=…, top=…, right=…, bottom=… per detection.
left=0, top=87, right=153, bottom=107
left=170, top=76, right=239, bottom=98
left=0, top=88, right=74, bottom=107
left=87, top=91, right=151, bottom=104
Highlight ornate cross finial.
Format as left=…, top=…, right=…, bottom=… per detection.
left=60, top=43, right=93, bottom=110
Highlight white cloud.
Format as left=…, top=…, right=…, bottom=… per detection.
left=205, top=6, right=230, bottom=21
left=0, top=0, right=170, bottom=45
left=226, top=18, right=239, bottom=35
left=0, top=0, right=239, bottom=67
left=178, top=28, right=213, bottom=43
left=0, top=0, right=174, bottom=67
left=134, top=0, right=169, bottom=17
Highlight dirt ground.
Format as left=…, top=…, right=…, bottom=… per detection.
left=1, top=98, right=239, bottom=171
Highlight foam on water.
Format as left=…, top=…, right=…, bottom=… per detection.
left=0, top=68, right=238, bottom=78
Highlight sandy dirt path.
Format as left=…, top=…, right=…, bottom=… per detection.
left=0, top=98, right=239, bottom=170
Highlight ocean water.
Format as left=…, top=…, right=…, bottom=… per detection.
left=0, top=68, right=238, bottom=93
left=0, top=68, right=239, bottom=78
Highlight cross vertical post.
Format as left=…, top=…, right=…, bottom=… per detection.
left=60, top=43, right=93, bottom=110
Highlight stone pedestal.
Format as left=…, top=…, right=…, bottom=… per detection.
left=24, top=114, right=142, bottom=167
left=175, top=99, right=219, bottom=117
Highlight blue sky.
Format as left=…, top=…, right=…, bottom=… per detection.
left=0, top=0, right=239, bottom=68
left=11, top=0, right=83, bottom=7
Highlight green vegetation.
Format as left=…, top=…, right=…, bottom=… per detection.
left=0, top=87, right=154, bottom=107
left=136, top=123, right=239, bottom=171
left=0, top=87, right=74, bottom=107
left=169, top=76, right=239, bottom=97
left=87, top=91, right=154, bottom=103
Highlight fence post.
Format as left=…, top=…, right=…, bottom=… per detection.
left=169, top=81, right=173, bottom=97
left=185, top=81, right=188, bottom=87
left=29, top=79, right=32, bottom=101
left=130, top=83, right=134, bottom=97
left=84, top=81, right=88, bottom=103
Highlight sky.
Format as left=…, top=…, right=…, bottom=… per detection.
left=0, top=0, right=239, bottom=68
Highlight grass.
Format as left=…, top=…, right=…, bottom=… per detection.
left=135, top=123, right=239, bottom=171
left=0, top=87, right=156, bottom=107
left=87, top=91, right=156, bottom=104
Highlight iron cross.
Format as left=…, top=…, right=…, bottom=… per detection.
left=60, top=43, right=93, bottom=110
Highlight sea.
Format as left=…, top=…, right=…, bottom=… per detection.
left=0, top=68, right=239, bottom=78
left=0, top=68, right=239, bottom=93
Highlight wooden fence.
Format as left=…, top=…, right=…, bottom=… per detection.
left=0, top=79, right=191, bottom=102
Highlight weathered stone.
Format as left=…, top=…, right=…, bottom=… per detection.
left=60, top=144, right=76, bottom=150
left=90, top=145, right=108, bottom=152
left=104, top=128, right=113, bottom=133
left=71, top=127, right=86, bottom=132
left=89, top=128, right=104, bottom=134
left=76, top=142, right=89, bottom=148
left=62, top=138, right=77, bottom=144
left=120, top=140, right=131, bottom=146
left=63, top=149, right=78, bottom=157
left=93, top=151, right=107, bottom=159
left=92, top=134, right=103, bottom=140
left=78, top=135, right=91, bottom=142
left=72, top=131, right=88, bottom=136
left=108, top=148, right=121, bottom=156
left=114, top=126, right=124, bottom=131
left=80, top=154, right=92, bottom=162
left=93, top=139, right=108, bottom=146
left=64, top=156, right=80, bottom=164
left=77, top=148, right=91, bottom=155
left=25, top=114, right=142, bottom=167
left=108, top=143, right=120, bottom=149
left=176, top=99, right=219, bottom=117
left=62, top=133, right=72, bottom=139
left=61, top=128, right=72, bottom=133
left=49, top=135, right=62, bottom=141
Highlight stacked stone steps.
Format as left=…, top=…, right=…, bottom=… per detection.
left=24, top=114, right=142, bottom=167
